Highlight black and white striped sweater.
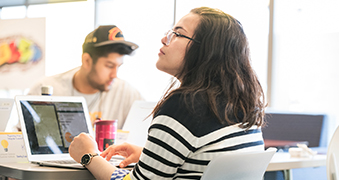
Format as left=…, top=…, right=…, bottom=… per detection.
left=130, top=93, right=264, bottom=180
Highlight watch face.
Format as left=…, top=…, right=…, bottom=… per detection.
left=81, top=154, right=91, bottom=165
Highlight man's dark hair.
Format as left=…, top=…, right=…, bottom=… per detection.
left=82, top=44, right=133, bottom=64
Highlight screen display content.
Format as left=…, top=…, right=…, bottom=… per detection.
left=20, top=101, right=89, bottom=155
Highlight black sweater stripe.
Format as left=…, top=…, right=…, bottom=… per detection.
left=206, top=140, right=264, bottom=153
left=132, top=165, right=144, bottom=180
left=177, top=168, right=202, bottom=174
left=201, top=129, right=261, bottom=148
left=147, top=135, right=186, bottom=160
left=149, top=123, right=194, bottom=151
left=138, top=160, right=176, bottom=178
left=184, top=158, right=210, bottom=166
left=142, top=148, right=181, bottom=167
left=174, top=175, right=202, bottom=179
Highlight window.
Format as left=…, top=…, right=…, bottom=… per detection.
left=96, top=0, right=175, bottom=102
left=271, top=0, right=339, bottom=132
left=96, top=0, right=269, bottom=102
left=1, top=6, right=26, bottom=19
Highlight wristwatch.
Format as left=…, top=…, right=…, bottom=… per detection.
left=80, top=153, right=99, bottom=167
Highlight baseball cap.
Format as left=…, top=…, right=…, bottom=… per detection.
left=83, top=25, right=138, bottom=50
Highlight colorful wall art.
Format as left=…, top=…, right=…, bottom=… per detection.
left=0, top=36, right=42, bottom=66
left=0, top=18, right=45, bottom=89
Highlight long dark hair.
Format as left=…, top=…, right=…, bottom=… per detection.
left=153, top=7, right=266, bottom=129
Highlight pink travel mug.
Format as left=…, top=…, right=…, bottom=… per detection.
left=94, top=119, right=117, bottom=152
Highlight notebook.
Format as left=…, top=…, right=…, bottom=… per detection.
left=15, top=95, right=121, bottom=169
left=121, top=101, right=157, bottom=147
left=0, top=98, right=14, bottom=132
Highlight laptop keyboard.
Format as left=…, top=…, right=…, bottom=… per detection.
left=44, top=160, right=78, bottom=164
left=34, top=157, right=124, bottom=169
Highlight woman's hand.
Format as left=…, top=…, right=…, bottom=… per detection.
left=69, top=133, right=99, bottom=163
left=100, top=142, right=143, bottom=168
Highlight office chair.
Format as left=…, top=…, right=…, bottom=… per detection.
left=327, top=126, right=339, bottom=180
left=201, top=148, right=277, bottom=180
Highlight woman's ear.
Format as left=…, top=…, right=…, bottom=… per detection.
left=82, top=53, right=93, bottom=71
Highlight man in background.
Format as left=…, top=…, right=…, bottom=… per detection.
left=27, top=25, right=143, bottom=129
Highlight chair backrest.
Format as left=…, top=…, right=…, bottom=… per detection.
left=327, top=126, right=339, bottom=180
left=201, top=148, right=277, bottom=180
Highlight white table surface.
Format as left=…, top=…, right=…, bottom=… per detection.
left=0, top=152, right=327, bottom=180
left=266, top=152, right=327, bottom=171
left=0, top=161, right=95, bottom=180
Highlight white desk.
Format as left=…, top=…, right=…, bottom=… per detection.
left=266, top=152, right=327, bottom=180
left=0, top=162, right=95, bottom=180
left=0, top=153, right=327, bottom=180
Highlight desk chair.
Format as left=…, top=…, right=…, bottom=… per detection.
left=201, top=148, right=277, bottom=180
left=327, top=126, right=339, bottom=180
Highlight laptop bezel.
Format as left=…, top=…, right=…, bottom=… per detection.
left=15, top=95, right=94, bottom=162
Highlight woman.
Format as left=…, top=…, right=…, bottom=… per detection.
left=69, top=7, right=266, bottom=180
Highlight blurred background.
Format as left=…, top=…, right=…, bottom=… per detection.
left=1, top=0, right=339, bottom=137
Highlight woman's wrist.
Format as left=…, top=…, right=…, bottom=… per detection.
left=86, top=156, right=117, bottom=180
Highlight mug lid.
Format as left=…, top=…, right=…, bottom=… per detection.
left=94, top=119, right=117, bottom=125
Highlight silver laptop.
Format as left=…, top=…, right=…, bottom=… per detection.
left=122, top=101, right=157, bottom=147
left=0, top=98, right=14, bottom=132
left=15, top=95, right=121, bottom=169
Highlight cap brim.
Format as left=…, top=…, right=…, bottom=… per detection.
left=94, top=41, right=139, bottom=50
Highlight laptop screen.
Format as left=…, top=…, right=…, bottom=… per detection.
left=19, top=98, right=90, bottom=155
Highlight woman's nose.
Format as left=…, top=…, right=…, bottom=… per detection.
left=161, top=36, right=167, bottom=45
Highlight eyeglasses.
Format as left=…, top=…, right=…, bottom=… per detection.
left=164, top=30, right=201, bottom=45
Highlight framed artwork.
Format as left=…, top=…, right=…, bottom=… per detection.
left=0, top=18, right=45, bottom=89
